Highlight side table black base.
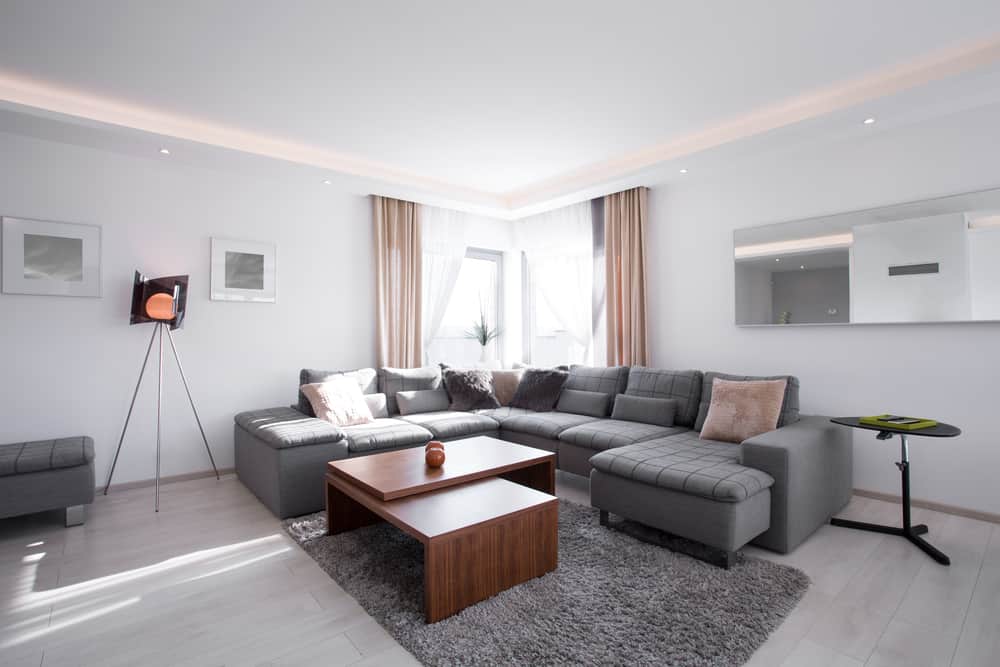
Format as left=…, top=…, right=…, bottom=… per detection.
left=830, top=517, right=949, bottom=565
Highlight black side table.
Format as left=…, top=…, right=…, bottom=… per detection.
left=830, top=417, right=960, bottom=566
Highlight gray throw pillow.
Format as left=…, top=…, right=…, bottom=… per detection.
left=377, top=366, right=443, bottom=414
left=442, top=368, right=500, bottom=411
left=297, top=367, right=377, bottom=416
left=612, top=395, right=678, bottom=427
left=364, top=393, right=389, bottom=419
left=556, top=389, right=611, bottom=418
left=510, top=369, right=569, bottom=411
left=396, top=389, right=450, bottom=416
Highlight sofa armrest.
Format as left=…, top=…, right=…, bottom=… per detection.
left=234, top=407, right=346, bottom=450
left=741, top=415, right=852, bottom=553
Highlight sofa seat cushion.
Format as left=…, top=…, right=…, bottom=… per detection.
left=0, top=437, right=95, bottom=476
left=398, top=411, right=499, bottom=440
left=559, top=420, right=686, bottom=452
left=474, top=407, right=537, bottom=423
left=235, top=408, right=346, bottom=449
left=589, top=431, right=775, bottom=502
left=341, top=418, right=433, bottom=454
left=501, top=412, right=602, bottom=439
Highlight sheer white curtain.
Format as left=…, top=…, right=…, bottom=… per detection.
left=420, top=205, right=469, bottom=362
left=516, top=201, right=594, bottom=364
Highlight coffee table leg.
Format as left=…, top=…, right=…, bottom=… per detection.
left=500, top=458, right=556, bottom=495
left=326, top=476, right=381, bottom=536
left=423, top=501, right=558, bottom=623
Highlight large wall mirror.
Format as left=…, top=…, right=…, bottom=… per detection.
left=734, top=187, right=1000, bottom=326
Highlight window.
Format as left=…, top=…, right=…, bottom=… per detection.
left=523, top=253, right=591, bottom=367
left=425, top=248, right=503, bottom=367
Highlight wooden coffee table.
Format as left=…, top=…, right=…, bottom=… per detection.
left=325, top=436, right=558, bottom=622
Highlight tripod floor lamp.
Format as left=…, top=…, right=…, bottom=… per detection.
left=104, top=271, right=219, bottom=511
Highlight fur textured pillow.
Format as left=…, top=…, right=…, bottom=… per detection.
left=300, top=377, right=374, bottom=427
left=699, top=378, right=787, bottom=444
left=442, top=368, right=501, bottom=411
left=510, top=368, right=570, bottom=412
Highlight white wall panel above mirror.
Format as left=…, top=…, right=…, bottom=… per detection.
left=734, top=187, right=1000, bottom=325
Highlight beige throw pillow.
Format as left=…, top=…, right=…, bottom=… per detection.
left=699, top=378, right=787, bottom=444
left=491, top=369, right=524, bottom=406
left=300, top=377, right=374, bottom=427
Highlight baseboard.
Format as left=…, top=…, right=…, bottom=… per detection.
left=100, top=467, right=235, bottom=493
left=854, top=487, right=1000, bottom=525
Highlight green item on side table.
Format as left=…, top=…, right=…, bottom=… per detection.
left=859, top=414, right=938, bottom=430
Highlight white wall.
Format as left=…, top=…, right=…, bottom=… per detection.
left=0, top=132, right=375, bottom=487
left=968, top=225, right=1000, bottom=320
left=647, top=105, right=1000, bottom=515
left=852, top=214, right=971, bottom=322
left=734, top=264, right=773, bottom=325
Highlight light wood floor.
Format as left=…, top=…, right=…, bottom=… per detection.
left=1, top=473, right=997, bottom=667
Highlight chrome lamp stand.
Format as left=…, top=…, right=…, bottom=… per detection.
left=104, top=322, right=220, bottom=511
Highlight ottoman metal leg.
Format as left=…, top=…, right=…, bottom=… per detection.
left=599, top=510, right=609, bottom=526
left=65, top=504, right=86, bottom=527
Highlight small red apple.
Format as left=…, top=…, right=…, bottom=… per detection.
left=425, top=448, right=446, bottom=468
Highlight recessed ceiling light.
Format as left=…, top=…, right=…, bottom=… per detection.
left=322, top=179, right=332, bottom=185
left=679, top=168, right=688, bottom=174
left=775, top=258, right=781, bottom=262
left=863, top=117, right=876, bottom=125
left=158, top=148, right=170, bottom=155
left=800, top=265, right=806, bottom=269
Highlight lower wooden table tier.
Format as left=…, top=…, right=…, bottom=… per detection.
left=326, top=473, right=559, bottom=622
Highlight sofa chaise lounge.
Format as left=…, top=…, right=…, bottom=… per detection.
left=235, top=365, right=851, bottom=561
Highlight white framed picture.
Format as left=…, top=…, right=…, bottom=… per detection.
left=210, top=238, right=276, bottom=302
left=1, top=217, right=102, bottom=297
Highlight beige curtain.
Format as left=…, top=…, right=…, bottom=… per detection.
left=373, top=195, right=422, bottom=367
left=605, top=187, right=649, bottom=366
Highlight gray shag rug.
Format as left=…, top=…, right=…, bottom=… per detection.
left=283, top=500, right=809, bottom=666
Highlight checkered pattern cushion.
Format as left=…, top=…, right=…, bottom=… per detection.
left=474, top=407, right=536, bottom=423
left=341, top=418, right=433, bottom=453
left=377, top=366, right=443, bottom=415
left=559, top=420, right=686, bottom=452
left=501, top=412, right=602, bottom=439
left=0, top=437, right=94, bottom=477
left=590, top=431, right=775, bottom=502
left=624, top=368, right=703, bottom=428
left=235, top=407, right=346, bottom=449
left=694, top=372, right=801, bottom=431
left=565, top=365, right=630, bottom=395
left=398, top=411, right=499, bottom=439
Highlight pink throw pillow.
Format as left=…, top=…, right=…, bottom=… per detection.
left=699, top=378, right=787, bottom=444
left=300, top=377, right=374, bottom=427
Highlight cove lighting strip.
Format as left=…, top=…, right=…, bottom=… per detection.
left=734, top=233, right=854, bottom=259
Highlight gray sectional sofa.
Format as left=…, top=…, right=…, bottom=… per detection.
left=234, top=364, right=852, bottom=562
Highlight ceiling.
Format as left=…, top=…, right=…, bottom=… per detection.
left=2, top=1, right=1000, bottom=217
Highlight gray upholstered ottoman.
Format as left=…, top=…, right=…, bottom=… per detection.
left=0, top=437, right=96, bottom=526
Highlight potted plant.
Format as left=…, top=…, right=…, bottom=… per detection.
left=465, top=307, right=501, bottom=365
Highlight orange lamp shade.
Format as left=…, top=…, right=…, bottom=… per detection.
left=144, top=293, right=176, bottom=321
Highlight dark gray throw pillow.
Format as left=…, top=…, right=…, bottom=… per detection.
left=442, top=368, right=500, bottom=411
left=510, top=368, right=569, bottom=412
left=612, top=395, right=678, bottom=427
left=556, top=389, right=611, bottom=418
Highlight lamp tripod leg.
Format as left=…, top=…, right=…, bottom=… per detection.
left=165, top=326, right=220, bottom=480
left=104, top=324, right=159, bottom=495
left=155, top=323, right=163, bottom=512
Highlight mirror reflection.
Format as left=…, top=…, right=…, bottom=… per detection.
left=734, top=187, right=1000, bottom=325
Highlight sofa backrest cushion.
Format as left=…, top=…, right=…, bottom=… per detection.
left=556, top=389, right=611, bottom=418
left=565, top=365, right=630, bottom=397
left=396, top=388, right=450, bottom=415
left=611, top=395, right=678, bottom=427
left=510, top=368, right=569, bottom=412
left=297, top=367, right=378, bottom=416
left=364, top=393, right=389, bottom=419
left=377, top=366, right=443, bottom=415
left=624, top=367, right=703, bottom=428
left=694, top=371, right=800, bottom=431
left=491, top=369, right=524, bottom=406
